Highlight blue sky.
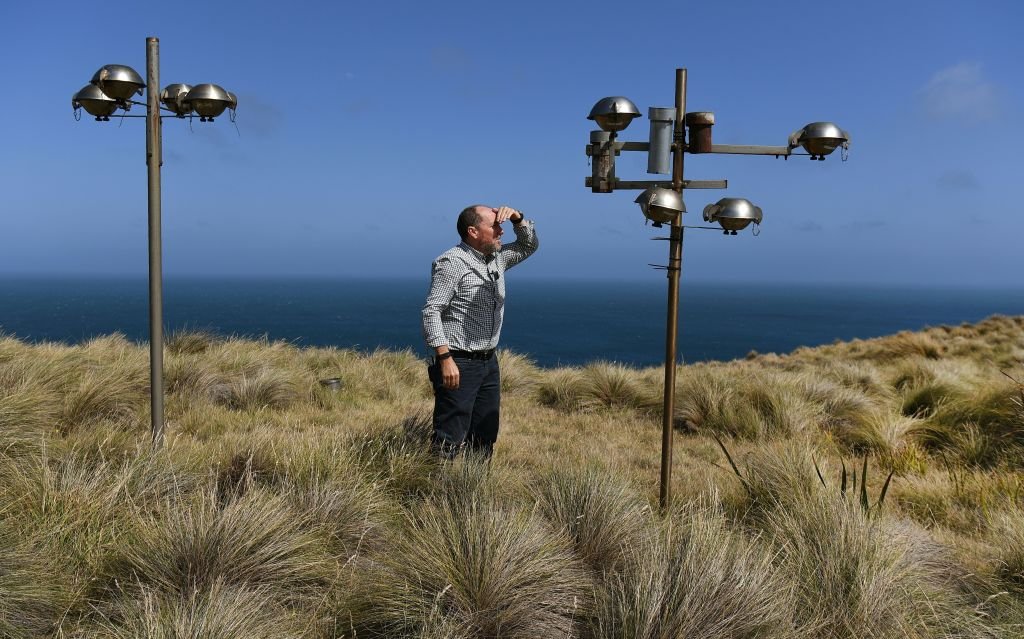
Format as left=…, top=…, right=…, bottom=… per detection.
left=1, top=0, right=1021, bottom=286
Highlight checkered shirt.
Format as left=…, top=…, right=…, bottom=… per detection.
left=422, top=219, right=538, bottom=352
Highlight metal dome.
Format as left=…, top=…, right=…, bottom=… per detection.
left=73, top=84, right=119, bottom=120
left=588, top=96, right=641, bottom=133
left=181, top=83, right=233, bottom=119
left=703, top=198, right=763, bottom=234
left=90, top=64, right=145, bottom=101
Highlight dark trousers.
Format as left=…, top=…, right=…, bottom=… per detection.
left=428, top=356, right=501, bottom=460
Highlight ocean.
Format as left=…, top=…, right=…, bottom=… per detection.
left=1, top=277, right=1022, bottom=368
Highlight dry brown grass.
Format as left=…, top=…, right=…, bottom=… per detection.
left=0, top=315, right=1021, bottom=636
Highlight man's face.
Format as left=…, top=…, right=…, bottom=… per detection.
left=469, top=207, right=503, bottom=255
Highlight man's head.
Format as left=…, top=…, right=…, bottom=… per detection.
left=457, top=204, right=504, bottom=255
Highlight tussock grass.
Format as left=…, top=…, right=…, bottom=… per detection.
left=901, top=379, right=962, bottom=418
left=103, top=486, right=334, bottom=603
left=0, top=385, right=59, bottom=455
left=166, top=328, right=220, bottom=355
left=992, top=506, right=1024, bottom=592
left=81, top=581, right=303, bottom=639
left=536, top=367, right=586, bottom=411
left=727, top=438, right=825, bottom=518
left=675, top=370, right=822, bottom=440
left=345, top=413, right=439, bottom=499
left=532, top=465, right=652, bottom=573
left=0, top=351, right=71, bottom=393
left=832, top=410, right=926, bottom=470
left=819, top=359, right=894, bottom=399
left=536, top=362, right=649, bottom=413
left=351, top=348, right=431, bottom=402
left=797, top=376, right=877, bottom=432
left=60, top=365, right=148, bottom=432
left=766, top=495, right=992, bottom=638
left=498, top=349, right=540, bottom=395
left=0, top=316, right=1021, bottom=635
left=580, top=361, right=646, bottom=410
left=871, top=330, right=947, bottom=360
left=165, top=356, right=226, bottom=402
left=593, top=500, right=794, bottom=638
left=0, top=521, right=72, bottom=639
left=218, top=368, right=301, bottom=411
left=265, top=439, right=394, bottom=554
left=674, top=365, right=734, bottom=433
left=373, top=495, right=588, bottom=639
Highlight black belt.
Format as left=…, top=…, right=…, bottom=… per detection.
left=447, top=349, right=495, bottom=361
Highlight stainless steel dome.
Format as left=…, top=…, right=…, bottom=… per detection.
left=588, top=96, right=641, bottom=133
left=635, top=186, right=685, bottom=224
left=90, top=64, right=145, bottom=101
left=181, top=83, right=233, bottom=119
left=789, top=122, right=850, bottom=158
left=703, top=198, right=763, bottom=234
left=73, top=84, right=119, bottom=119
left=160, top=84, right=193, bottom=116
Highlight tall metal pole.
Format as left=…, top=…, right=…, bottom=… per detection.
left=659, top=68, right=687, bottom=510
left=145, top=37, right=165, bottom=446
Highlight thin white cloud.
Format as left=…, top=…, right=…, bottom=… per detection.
left=920, top=62, right=999, bottom=121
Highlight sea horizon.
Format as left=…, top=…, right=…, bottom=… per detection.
left=1, top=276, right=1022, bottom=368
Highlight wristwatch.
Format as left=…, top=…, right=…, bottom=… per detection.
left=512, top=212, right=525, bottom=224
left=437, top=351, right=453, bottom=360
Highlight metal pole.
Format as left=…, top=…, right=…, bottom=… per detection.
left=145, top=37, right=165, bottom=446
left=659, top=68, right=687, bottom=510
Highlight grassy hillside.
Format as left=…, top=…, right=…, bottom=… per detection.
left=1, top=316, right=1023, bottom=637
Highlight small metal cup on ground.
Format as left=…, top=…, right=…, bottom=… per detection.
left=319, top=378, right=343, bottom=392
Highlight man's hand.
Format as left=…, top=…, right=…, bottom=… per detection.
left=441, top=357, right=460, bottom=390
left=495, top=206, right=524, bottom=225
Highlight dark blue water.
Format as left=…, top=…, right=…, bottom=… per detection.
left=1, top=277, right=1022, bottom=367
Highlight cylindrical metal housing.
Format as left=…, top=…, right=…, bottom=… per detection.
left=320, top=378, right=343, bottom=391
left=647, top=107, right=676, bottom=175
left=685, top=111, right=715, bottom=153
left=590, top=130, right=615, bottom=193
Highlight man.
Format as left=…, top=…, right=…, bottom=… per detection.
left=422, top=204, right=539, bottom=459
